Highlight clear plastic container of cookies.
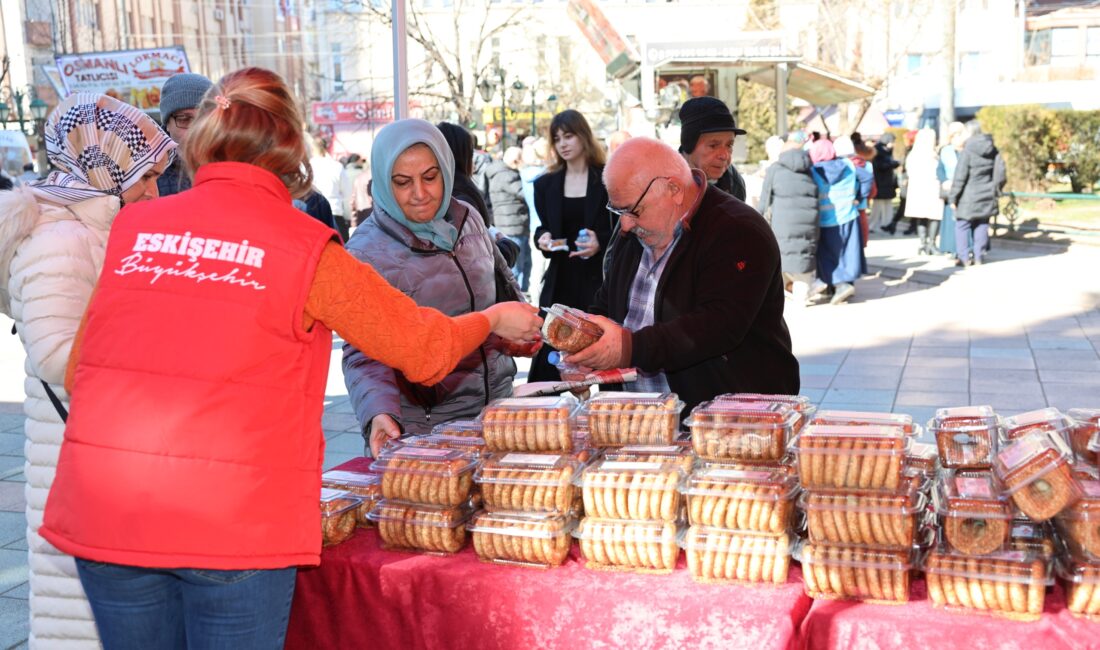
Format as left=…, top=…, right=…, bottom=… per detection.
left=321, top=469, right=382, bottom=527
left=796, top=542, right=916, bottom=604
left=790, top=425, right=912, bottom=491
left=429, top=419, right=484, bottom=438
left=320, top=488, right=362, bottom=546
left=1008, top=520, right=1055, bottom=558
left=367, top=499, right=474, bottom=555
left=906, top=442, right=940, bottom=477
left=1054, top=478, right=1100, bottom=558
left=928, top=405, right=1000, bottom=469
left=385, top=433, right=488, bottom=458
left=934, top=471, right=1014, bottom=556
left=542, top=304, right=604, bottom=353
left=1002, top=407, right=1074, bottom=442
left=924, top=547, right=1050, bottom=621
left=579, top=392, right=684, bottom=447
left=573, top=517, right=682, bottom=573
left=810, top=410, right=920, bottom=437
left=680, top=527, right=793, bottom=585
left=1067, top=408, right=1100, bottom=465
left=473, top=452, right=579, bottom=514
left=478, top=395, right=580, bottom=453
left=994, top=430, right=1081, bottom=522
left=601, top=442, right=694, bottom=473
left=468, top=511, right=576, bottom=568
left=1056, top=548, right=1100, bottom=621
left=801, top=483, right=927, bottom=549
left=685, top=399, right=802, bottom=463
left=371, top=447, right=478, bottom=507
left=682, top=466, right=798, bottom=532
left=577, top=459, right=686, bottom=521
left=714, top=392, right=816, bottom=420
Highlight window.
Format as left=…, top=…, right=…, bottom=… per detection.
left=1088, top=27, right=1100, bottom=62
left=959, top=51, right=985, bottom=76
left=1026, top=29, right=1051, bottom=66
left=907, top=54, right=924, bottom=72
left=1051, top=27, right=1078, bottom=64
left=332, top=43, right=344, bottom=93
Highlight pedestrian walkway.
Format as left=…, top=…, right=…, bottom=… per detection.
left=0, top=232, right=1096, bottom=647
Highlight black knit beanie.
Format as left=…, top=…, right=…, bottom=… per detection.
left=678, top=97, right=747, bottom=153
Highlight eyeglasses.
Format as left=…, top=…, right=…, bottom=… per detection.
left=171, top=113, right=195, bottom=129
left=606, top=176, right=669, bottom=219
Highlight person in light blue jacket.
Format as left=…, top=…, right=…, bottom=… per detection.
left=810, top=138, right=868, bottom=305
left=937, top=121, right=967, bottom=255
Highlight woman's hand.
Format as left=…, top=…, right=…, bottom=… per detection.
left=369, top=414, right=402, bottom=457
left=501, top=334, right=543, bottom=358
left=569, top=230, right=601, bottom=259
left=536, top=232, right=554, bottom=252
left=483, top=302, right=543, bottom=342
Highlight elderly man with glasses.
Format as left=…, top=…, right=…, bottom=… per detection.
left=157, top=72, right=213, bottom=197
left=568, top=137, right=799, bottom=414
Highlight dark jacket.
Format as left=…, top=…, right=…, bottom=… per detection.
left=949, top=134, right=1007, bottom=220
left=532, top=165, right=613, bottom=309
left=294, top=191, right=340, bottom=240
left=453, top=172, right=518, bottom=266
left=715, top=164, right=747, bottom=202
left=484, top=161, right=529, bottom=236
left=590, top=182, right=800, bottom=416
left=156, top=158, right=192, bottom=197
left=342, top=198, right=518, bottom=438
left=872, top=141, right=900, bottom=199
left=758, top=149, right=820, bottom=275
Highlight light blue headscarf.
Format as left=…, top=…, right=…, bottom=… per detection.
left=370, top=119, right=457, bottom=251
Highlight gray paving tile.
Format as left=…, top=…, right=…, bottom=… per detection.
left=2, top=536, right=26, bottom=551
left=1, top=472, right=24, bottom=484
left=970, top=392, right=1049, bottom=412
left=322, top=452, right=361, bottom=472
left=1028, top=337, right=1095, bottom=351
left=0, top=434, right=20, bottom=457
left=905, top=357, right=969, bottom=370
left=895, top=391, right=968, bottom=407
left=323, top=432, right=367, bottom=456
left=0, top=416, right=24, bottom=435
left=797, top=352, right=849, bottom=365
left=899, top=378, right=969, bottom=393
left=0, top=549, right=27, bottom=594
left=969, top=347, right=1033, bottom=360
left=902, top=365, right=969, bottom=380
left=798, top=363, right=840, bottom=376
left=321, top=412, right=361, bottom=433
left=799, top=388, right=826, bottom=402
left=1032, top=349, right=1100, bottom=363
left=0, top=595, right=28, bottom=649
left=912, top=334, right=969, bottom=347
left=1033, top=357, right=1100, bottom=372
left=969, top=356, right=1036, bottom=370
left=907, top=346, right=968, bottom=357
left=1042, top=384, right=1100, bottom=410
left=969, top=337, right=1031, bottom=349
left=835, top=364, right=903, bottom=380
left=800, top=374, right=834, bottom=389
left=970, top=379, right=1045, bottom=396
left=968, top=368, right=1038, bottom=382
left=822, top=388, right=896, bottom=407
left=829, top=374, right=900, bottom=390
left=1038, top=369, right=1100, bottom=385
left=0, top=512, right=22, bottom=549
left=1, top=582, right=26, bottom=599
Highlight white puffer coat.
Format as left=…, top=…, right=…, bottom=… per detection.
left=0, top=186, right=113, bottom=649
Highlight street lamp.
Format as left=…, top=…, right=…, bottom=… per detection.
left=476, top=68, right=508, bottom=153
left=0, top=85, right=49, bottom=176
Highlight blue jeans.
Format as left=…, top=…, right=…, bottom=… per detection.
left=76, top=559, right=297, bottom=650
left=505, top=233, right=532, bottom=292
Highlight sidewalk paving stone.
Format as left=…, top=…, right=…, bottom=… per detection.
left=1042, top=384, right=1100, bottom=410
left=0, top=596, right=29, bottom=650
left=895, top=391, right=968, bottom=407
left=907, top=346, right=968, bottom=357
left=1038, top=369, right=1100, bottom=385
left=969, top=379, right=1045, bottom=396
left=822, top=388, right=896, bottom=407
left=969, top=356, right=1037, bottom=370
left=325, top=432, right=367, bottom=456
left=1028, top=337, right=1095, bottom=351
left=800, top=375, right=834, bottom=389
left=829, top=374, right=900, bottom=390
left=899, top=378, right=969, bottom=393
left=970, top=392, right=1050, bottom=412
left=2, top=583, right=27, bottom=599
left=901, top=365, right=969, bottom=380
left=969, top=348, right=1033, bottom=359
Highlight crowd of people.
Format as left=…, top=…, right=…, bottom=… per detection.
left=0, top=64, right=1010, bottom=648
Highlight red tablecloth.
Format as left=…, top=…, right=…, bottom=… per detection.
left=798, top=579, right=1097, bottom=650
left=286, top=529, right=812, bottom=650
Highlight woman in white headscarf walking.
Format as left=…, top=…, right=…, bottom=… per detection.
left=0, top=93, right=176, bottom=649
left=903, top=128, right=945, bottom=255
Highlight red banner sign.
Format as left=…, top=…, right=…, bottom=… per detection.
left=311, top=101, right=395, bottom=125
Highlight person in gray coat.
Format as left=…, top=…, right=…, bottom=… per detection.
left=484, top=146, right=531, bottom=291
left=948, top=122, right=1007, bottom=267
left=342, top=120, right=523, bottom=453
left=758, top=142, right=822, bottom=304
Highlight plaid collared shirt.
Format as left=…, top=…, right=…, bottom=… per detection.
left=622, top=227, right=683, bottom=393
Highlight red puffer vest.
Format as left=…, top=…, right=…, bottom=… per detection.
left=41, top=162, right=336, bottom=569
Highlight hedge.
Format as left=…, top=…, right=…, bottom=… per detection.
left=976, top=105, right=1100, bottom=193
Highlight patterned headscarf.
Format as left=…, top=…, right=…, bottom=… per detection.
left=29, top=93, right=176, bottom=206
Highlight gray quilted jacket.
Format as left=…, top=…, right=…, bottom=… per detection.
left=342, top=198, right=517, bottom=442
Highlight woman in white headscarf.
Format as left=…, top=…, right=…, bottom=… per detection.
left=0, top=93, right=176, bottom=649
left=903, top=128, right=946, bottom=255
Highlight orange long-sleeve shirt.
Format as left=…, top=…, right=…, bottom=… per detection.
left=66, top=241, right=490, bottom=394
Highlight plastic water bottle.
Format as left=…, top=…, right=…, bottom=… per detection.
left=576, top=228, right=590, bottom=246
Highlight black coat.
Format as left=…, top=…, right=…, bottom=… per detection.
left=532, top=166, right=612, bottom=310
left=715, top=164, right=747, bottom=201
left=590, top=183, right=800, bottom=416
left=484, top=161, right=529, bottom=236
left=758, top=149, right=820, bottom=275
left=872, top=142, right=900, bottom=199
left=949, top=135, right=1007, bottom=220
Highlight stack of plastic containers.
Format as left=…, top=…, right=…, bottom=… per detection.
left=677, top=395, right=807, bottom=585
left=572, top=392, right=687, bottom=573
left=322, top=468, right=382, bottom=531
left=467, top=395, right=583, bottom=568
left=924, top=405, right=1058, bottom=620
left=793, top=409, right=921, bottom=604
left=366, top=439, right=480, bottom=555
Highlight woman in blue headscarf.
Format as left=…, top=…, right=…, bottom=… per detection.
left=342, top=119, right=531, bottom=454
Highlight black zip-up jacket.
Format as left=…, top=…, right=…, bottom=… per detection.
left=590, top=181, right=799, bottom=416
left=949, top=134, right=1007, bottom=220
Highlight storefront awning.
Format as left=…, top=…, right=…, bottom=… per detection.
left=744, top=62, right=876, bottom=105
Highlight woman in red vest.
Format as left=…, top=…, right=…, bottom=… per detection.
left=39, top=67, right=542, bottom=649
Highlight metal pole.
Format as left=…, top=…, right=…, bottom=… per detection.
left=530, top=89, right=536, bottom=138
left=940, top=0, right=956, bottom=138
left=392, top=0, right=408, bottom=120
left=500, top=70, right=506, bottom=153
left=775, top=62, right=788, bottom=138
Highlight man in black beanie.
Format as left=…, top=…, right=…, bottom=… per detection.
left=678, top=96, right=748, bottom=202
